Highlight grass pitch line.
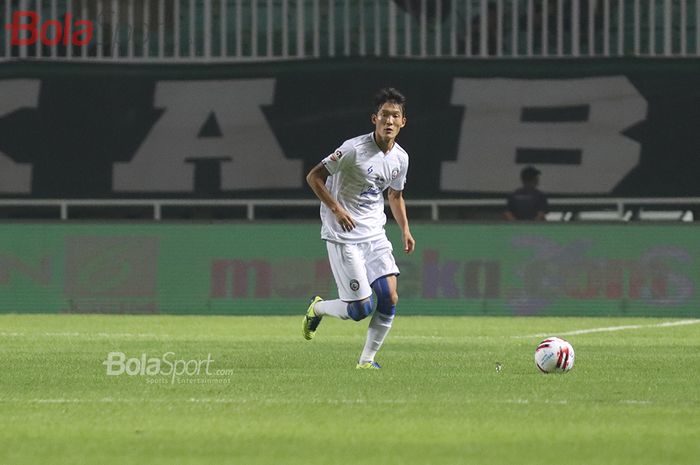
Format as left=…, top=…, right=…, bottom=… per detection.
left=513, top=319, right=700, bottom=339
left=0, top=331, right=163, bottom=338
left=1, top=397, right=412, bottom=405
left=1, top=397, right=656, bottom=407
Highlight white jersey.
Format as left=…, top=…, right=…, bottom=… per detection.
left=319, top=132, right=409, bottom=243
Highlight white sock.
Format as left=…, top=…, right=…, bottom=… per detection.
left=359, top=312, right=395, bottom=364
left=313, top=299, right=350, bottom=320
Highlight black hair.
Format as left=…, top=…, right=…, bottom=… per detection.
left=373, top=87, right=407, bottom=116
left=520, top=166, right=541, bottom=183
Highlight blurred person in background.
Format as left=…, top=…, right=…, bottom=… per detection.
left=504, top=166, right=548, bottom=221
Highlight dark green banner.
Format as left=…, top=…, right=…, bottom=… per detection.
left=1, top=222, right=698, bottom=316
left=0, top=59, right=699, bottom=198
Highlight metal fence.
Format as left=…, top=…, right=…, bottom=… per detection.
left=0, top=197, right=697, bottom=221
left=0, top=0, right=698, bottom=61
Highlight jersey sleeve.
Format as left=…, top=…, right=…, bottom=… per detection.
left=389, top=157, right=409, bottom=191
left=321, top=142, right=354, bottom=175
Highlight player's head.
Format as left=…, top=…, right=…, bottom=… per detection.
left=520, top=166, right=541, bottom=186
left=372, top=87, right=407, bottom=117
left=371, top=87, right=407, bottom=141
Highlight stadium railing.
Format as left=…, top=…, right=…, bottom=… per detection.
left=0, top=197, right=697, bottom=221
left=0, top=0, right=698, bottom=61
left=1, top=2, right=697, bottom=222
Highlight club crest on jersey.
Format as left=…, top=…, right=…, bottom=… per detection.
left=391, top=168, right=399, bottom=180
left=349, top=279, right=360, bottom=291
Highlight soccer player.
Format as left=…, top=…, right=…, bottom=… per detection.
left=302, top=87, right=415, bottom=369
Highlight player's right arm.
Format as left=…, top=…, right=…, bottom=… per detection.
left=306, top=163, right=356, bottom=232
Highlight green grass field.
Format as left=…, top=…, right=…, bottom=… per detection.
left=1, top=314, right=699, bottom=465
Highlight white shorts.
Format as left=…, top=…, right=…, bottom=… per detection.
left=326, top=236, right=400, bottom=301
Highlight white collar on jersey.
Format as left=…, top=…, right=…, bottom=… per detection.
left=371, top=131, right=396, bottom=155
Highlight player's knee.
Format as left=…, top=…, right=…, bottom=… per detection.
left=346, top=298, right=373, bottom=321
left=376, top=292, right=397, bottom=316
left=372, top=277, right=398, bottom=316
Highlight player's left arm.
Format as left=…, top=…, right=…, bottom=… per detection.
left=387, top=187, right=415, bottom=254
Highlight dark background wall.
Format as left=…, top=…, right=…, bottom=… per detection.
left=0, top=58, right=698, bottom=199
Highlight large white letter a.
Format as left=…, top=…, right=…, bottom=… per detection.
left=113, top=79, right=302, bottom=192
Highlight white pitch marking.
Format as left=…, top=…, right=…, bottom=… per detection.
left=0, top=397, right=411, bottom=405
left=0, top=332, right=163, bottom=338
left=513, top=319, right=700, bottom=339
left=0, top=397, right=656, bottom=406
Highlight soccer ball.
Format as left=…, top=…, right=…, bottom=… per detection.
left=534, top=337, right=575, bottom=373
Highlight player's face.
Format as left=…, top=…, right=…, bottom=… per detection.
left=372, top=102, right=406, bottom=142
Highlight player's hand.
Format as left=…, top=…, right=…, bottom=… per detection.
left=403, top=230, right=415, bottom=254
left=334, top=207, right=356, bottom=232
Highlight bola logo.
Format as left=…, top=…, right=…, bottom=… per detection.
left=4, top=11, right=94, bottom=46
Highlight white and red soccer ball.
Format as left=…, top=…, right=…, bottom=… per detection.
left=534, top=337, right=575, bottom=373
